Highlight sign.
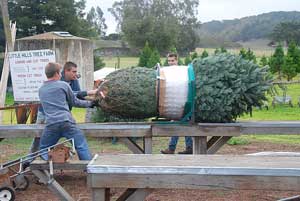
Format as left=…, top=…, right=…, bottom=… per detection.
left=8, top=49, right=55, bottom=102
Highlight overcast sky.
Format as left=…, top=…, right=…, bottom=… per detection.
left=85, top=0, right=300, bottom=34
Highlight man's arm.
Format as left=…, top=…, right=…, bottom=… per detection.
left=65, top=84, right=93, bottom=108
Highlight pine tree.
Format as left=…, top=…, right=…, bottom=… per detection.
left=138, top=42, right=152, bottom=67
left=269, top=45, right=285, bottom=79
left=97, top=54, right=272, bottom=123
left=184, top=55, right=192, bottom=65
left=201, top=50, right=209, bottom=58
left=283, top=54, right=297, bottom=81
left=191, top=52, right=198, bottom=60
left=147, top=48, right=161, bottom=68
left=287, top=41, right=300, bottom=73
left=260, top=55, right=268, bottom=67
left=246, top=48, right=257, bottom=63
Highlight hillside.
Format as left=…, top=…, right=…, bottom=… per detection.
left=198, top=11, right=300, bottom=48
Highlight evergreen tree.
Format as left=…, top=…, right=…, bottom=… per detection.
left=184, top=54, right=192, bottom=65
left=201, top=50, right=209, bottom=58
left=260, top=55, right=268, bottom=67
left=282, top=54, right=297, bottom=81
left=94, top=55, right=105, bottom=71
left=286, top=41, right=300, bottom=72
left=191, top=52, right=198, bottom=60
left=220, top=47, right=227, bottom=53
left=246, top=48, right=257, bottom=63
left=239, top=48, right=247, bottom=59
left=214, top=48, right=220, bottom=54
left=138, top=42, right=152, bottom=67
left=269, top=45, right=285, bottom=79
left=147, top=48, right=161, bottom=68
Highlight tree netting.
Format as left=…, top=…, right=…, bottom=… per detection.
left=95, top=53, right=272, bottom=123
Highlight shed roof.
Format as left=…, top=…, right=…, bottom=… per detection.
left=17, top=32, right=89, bottom=41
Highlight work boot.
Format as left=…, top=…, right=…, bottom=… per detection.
left=160, top=148, right=175, bottom=154
left=178, top=147, right=193, bottom=154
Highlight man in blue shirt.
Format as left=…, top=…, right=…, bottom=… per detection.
left=29, top=61, right=96, bottom=154
left=39, top=62, right=96, bottom=160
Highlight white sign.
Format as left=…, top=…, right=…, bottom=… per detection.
left=9, top=49, right=55, bottom=102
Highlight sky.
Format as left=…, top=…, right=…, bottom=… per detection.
left=85, top=0, right=300, bottom=34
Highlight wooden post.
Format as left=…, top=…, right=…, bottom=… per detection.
left=0, top=0, right=16, bottom=123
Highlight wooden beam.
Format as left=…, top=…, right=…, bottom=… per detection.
left=193, top=136, right=207, bottom=154
left=120, top=138, right=144, bottom=154
left=30, top=160, right=89, bottom=171
left=0, top=0, right=16, bottom=123
left=207, top=136, right=232, bottom=154
left=87, top=154, right=300, bottom=191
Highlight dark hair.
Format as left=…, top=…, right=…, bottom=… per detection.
left=45, top=62, right=61, bottom=78
left=63, top=61, right=77, bottom=71
left=167, top=53, right=178, bottom=59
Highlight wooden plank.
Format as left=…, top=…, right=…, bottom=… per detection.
left=193, top=136, right=207, bottom=154
left=143, top=137, right=152, bottom=154
left=116, top=189, right=137, bottom=201
left=207, top=136, right=232, bottom=154
left=207, top=136, right=221, bottom=149
left=30, top=160, right=89, bottom=170
left=153, top=124, right=240, bottom=136
left=92, top=188, right=110, bottom=201
left=89, top=174, right=300, bottom=191
left=125, top=189, right=152, bottom=201
left=0, top=123, right=152, bottom=138
left=198, top=121, right=300, bottom=135
left=87, top=154, right=300, bottom=175
left=87, top=154, right=300, bottom=191
left=120, top=138, right=144, bottom=154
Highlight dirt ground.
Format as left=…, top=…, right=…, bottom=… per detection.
left=15, top=141, right=300, bottom=201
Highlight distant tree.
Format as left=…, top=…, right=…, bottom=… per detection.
left=260, top=55, right=268, bottom=67
left=286, top=41, right=300, bottom=72
left=147, top=48, right=161, bottom=68
left=239, top=48, right=247, bottom=58
left=191, top=52, right=198, bottom=60
left=201, top=50, right=209, bottom=58
left=104, top=33, right=122, bottom=41
left=269, top=44, right=285, bottom=79
left=138, top=42, right=152, bottom=67
left=282, top=54, right=297, bottom=81
left=184, top=54, right=192, bottom=65
left=220, top=47, right=227, bottom=53
left=94, top=55, right=105, bottom=71
left=109, top=0, right=200, bottom=53
left=8, top=0, right=98, bottom=38
left=271, top=21, right=300, bottom=45
left=239, top=48, right=256, bottom=63
left=246, top=48, right=257, bottom=63
left=214, top=48, right=220, bottom=54
left=87, top=6, right=108, bottom=37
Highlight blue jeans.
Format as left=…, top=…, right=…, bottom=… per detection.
left=39, top=121, right=92, bottom=160
left=169, top=136, right=193, bottom=151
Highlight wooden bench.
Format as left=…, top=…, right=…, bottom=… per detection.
left=87, top=154, right=300, bottom=201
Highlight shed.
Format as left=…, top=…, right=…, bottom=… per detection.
left=15, top=31, right=94, bottom=90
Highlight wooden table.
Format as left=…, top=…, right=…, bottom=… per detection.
left=2, top=121, right=300, bottom=154
left=87, top=154, right=300, bottom=201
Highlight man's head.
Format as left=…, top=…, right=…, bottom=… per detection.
left=45, top=62, right=62, bottom=80
left=63, top=61, right=78, bottom=81
left=167, top=53, right=178, bottom=66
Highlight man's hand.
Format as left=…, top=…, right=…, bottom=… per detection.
left=90, top=100, right=100, bottom=108
left=87, top=89, right=97, bottom=96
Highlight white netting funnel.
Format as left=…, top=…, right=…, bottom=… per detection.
left=158, top=66, right=189, bottom=120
